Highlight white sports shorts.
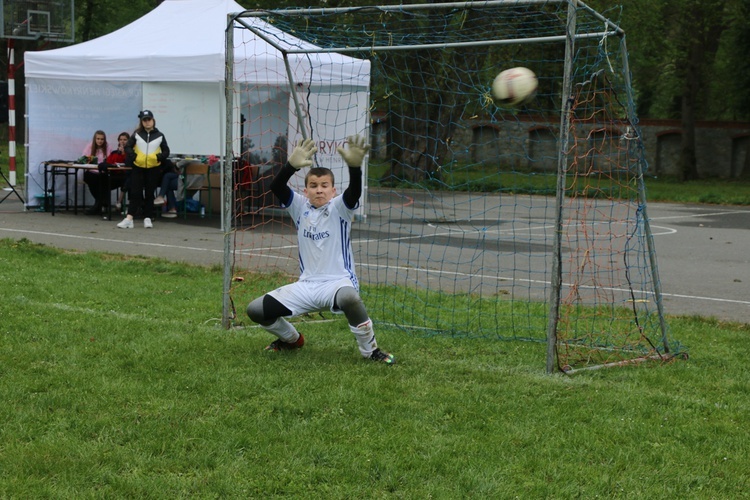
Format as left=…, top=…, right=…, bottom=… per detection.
left=268, top=277, right=356, bottom=317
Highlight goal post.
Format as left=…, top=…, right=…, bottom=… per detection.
left=223, top=0, right=684, bottom=373
left=546, top=0, right=578, bottom=374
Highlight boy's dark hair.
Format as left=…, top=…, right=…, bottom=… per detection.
left=305, top=167, right=335, bottom=186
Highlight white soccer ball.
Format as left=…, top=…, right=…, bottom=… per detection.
left=491, top=67, right=538, bottom=106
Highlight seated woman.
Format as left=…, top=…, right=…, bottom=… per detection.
left=115, top=174, right=130, bottom=212
left=81, top=129, right=110, bottom=164
left=84, top=131, right=130, bottom=215
left=153, top=158, right=180, bottom=218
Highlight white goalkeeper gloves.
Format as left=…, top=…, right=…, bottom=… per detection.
left=288, top=138, right=317, bottom=170
left=337, top=135, right=371, bottom=168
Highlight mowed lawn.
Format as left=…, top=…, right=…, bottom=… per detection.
left=0, top=238, right=748, bottom=498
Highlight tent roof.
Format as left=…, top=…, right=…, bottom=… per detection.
left=24, top=0, right=369, bottom=85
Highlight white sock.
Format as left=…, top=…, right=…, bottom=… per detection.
left=263, top=318, right=299, bottom=343
left=350, top=319, right=377, bottom=357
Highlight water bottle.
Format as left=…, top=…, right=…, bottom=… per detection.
left=200, top=206, right=205, bottom=218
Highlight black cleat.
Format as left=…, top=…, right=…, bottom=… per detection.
left=368, top=348, right=395, bottom=365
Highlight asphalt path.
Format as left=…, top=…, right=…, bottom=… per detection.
left=1, top=192, right=748, bottom=324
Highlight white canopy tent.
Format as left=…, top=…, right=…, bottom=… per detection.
left=23, top=0, right=371, bottom=210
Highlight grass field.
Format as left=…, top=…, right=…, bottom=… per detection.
left=1, top=238, right=748, bottom=497
left=367, top=161, right=750, bottom=206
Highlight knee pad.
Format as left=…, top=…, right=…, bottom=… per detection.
left=335, top=286, right=363, bottom=312
left=335, top=287, right=369, bottom=326
left=246, top=297, right=266, bottom=324
left=247, top=294, right=293, bottom=325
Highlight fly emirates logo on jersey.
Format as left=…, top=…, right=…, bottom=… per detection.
left=302, top=208, right=331, bottom=242
left=302, top=224, right=330, bottom=241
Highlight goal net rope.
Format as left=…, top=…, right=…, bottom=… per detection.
left=224, top=0, right=683, bottom=372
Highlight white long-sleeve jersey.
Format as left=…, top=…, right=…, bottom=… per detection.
left=286, top=191, right=359, bottom=290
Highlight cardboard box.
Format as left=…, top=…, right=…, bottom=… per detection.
left=209, top=172, right=221, bottom=187
left=209, top=173, right=221, bottom=213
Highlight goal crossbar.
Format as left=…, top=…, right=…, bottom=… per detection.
left=233, top=19, right=619, bottom=55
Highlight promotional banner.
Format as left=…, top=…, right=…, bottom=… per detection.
left=287, top=85, right=370, bottom=219
left=25, top=78, right=141, bottom=207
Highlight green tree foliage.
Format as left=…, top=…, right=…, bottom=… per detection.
left=714, top=0, right=750, bottom=120
left=5, top=0, right=747, bottom=177
left=590, top=0, right=747, bottom=121
left=589, top=0, right=748, bottom=179
left=76, top=0, right=164, bottom=42
left=61, top=0, right=750, bottom=125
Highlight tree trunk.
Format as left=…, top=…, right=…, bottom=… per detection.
left=678, top=32, right=702, bottom=181
left=678, top=91, right=699, bottom=181
left=81, top=0, right=96, bottom=41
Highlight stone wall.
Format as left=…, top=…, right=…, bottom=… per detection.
left=371, top=115, right=750, bottom=179
left=640, top=119, right=750, bottom=178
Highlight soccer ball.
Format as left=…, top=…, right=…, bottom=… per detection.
left=491, top=67, right=538, bottom=106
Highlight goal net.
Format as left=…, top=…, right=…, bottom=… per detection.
left=223, top=0, right=683, bottom=372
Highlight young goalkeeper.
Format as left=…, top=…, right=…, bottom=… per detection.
left=246, top=135, right=395, bottom=364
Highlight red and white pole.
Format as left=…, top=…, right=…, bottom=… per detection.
left=7, top=38, right=18, bottom=186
